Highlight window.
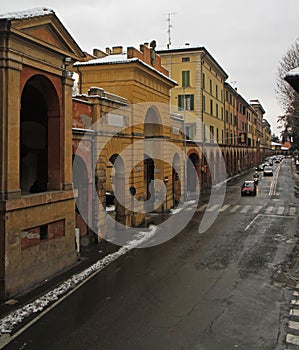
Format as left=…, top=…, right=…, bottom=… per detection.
left=210, top=79, right=212, bottom=94
left=178, top=94, right=194, bottom=110
left=209, top=125, right=214, bottom=143
left=182, top=71, right=190, bottom=87
left=202, top=73, right=205, bottom=89
left=185, top=125, right=195, bottom=140
left=203, top=95, right=206, bottom=111
left=216, top=104, right=219, bottom=118
left=216, top=85, right=218, bottom=99
left=40, top=225, right=48, bottom=240
left=210, top=99, right=213, bottom=115
left=234, top=115, right=238, bottom=126
left=182, top=57, right=190, bottom=62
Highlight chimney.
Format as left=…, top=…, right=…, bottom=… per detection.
left=112, top=46, right=123, bottom=55
left=105, top=47, right=111, bottom=55
left=93, top=48, right=107, bottom=58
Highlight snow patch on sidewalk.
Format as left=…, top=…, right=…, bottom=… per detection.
left=0, top=225, right=157, bottom=335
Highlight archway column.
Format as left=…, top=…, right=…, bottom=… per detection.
left=0, top=59, right=22, bottom=199
left=62, top=75, right=74, bottom=191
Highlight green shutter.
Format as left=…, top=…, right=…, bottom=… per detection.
left=178, top=95, right=183, bottom=110
left=182, top=71, right=190, bottom=87
left=190, top=94, right=194, bottom=110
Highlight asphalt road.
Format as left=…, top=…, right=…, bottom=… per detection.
left=4, top=158, right=299, bottom=350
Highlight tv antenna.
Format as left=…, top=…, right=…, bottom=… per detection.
left=166, top=12, right=176, bottom=49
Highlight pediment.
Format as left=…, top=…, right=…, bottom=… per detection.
left=10, top=12, right=84, bottom=59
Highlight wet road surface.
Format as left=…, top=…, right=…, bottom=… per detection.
left=3, top=159, right=299, bottom=350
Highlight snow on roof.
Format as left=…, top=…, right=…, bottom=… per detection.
left=74, top=54, right=177, bottom=85
left=286, top=67, right=299, bottom=77
left=0, top=7, right=54, bottom=21
left=74, top=54, right=138, bottom=66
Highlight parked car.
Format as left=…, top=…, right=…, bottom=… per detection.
left=263, top=165, right=273, bottom=176
left=241, top=180, right=257, bottom=196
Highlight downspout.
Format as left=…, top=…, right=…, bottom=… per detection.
left=76, top=66, right=82, bottom=94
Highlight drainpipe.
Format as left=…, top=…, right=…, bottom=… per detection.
left=76, top=66, right=82, bottom=94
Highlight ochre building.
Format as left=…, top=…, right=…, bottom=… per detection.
left=0, top=8, right=85, bottom=297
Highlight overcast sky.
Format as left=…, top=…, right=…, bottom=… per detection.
left=1, top=0, right=298, bottom=135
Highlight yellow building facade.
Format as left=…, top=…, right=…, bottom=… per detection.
left=73, top=43, right=186, bottom=235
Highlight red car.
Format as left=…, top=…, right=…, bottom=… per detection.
left=241, top=180, right=257, bottom=196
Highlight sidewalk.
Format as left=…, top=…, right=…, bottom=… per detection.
left=0, top=238, right=119, bottom=319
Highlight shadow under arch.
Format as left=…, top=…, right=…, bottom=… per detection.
left=109, top=153, right=126, bottom=225
left=144, top=106, right=163, bottom=212
left=20, top=74, right=61, bottom=194
left=172, top=153, right=181, bottom=207
left=187, top=152, right=199, bottom=193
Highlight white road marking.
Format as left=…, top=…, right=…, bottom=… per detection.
left=287, top=334, right=299, bottom=346
left=289, top=207, right=297, bottom=216
left=265, top=206, right=274, bottom=214
left=241, top=205, right=251, bottom=213
left=244, top=214, right=295, bottom=232
left=206, top=204, right=220, bottom=212
left=197, top=204, right=207, bottom=212
left=230, top=205, right=240, bottom=213
left=277, top=206, right=285, bottom=215
left=290, top=309, right=299, bottom=316
left=253, top=206, right=263, bottom=214
left=289, top=321, right=299, bottom=330
left=219, top=204, right=230, bottom=212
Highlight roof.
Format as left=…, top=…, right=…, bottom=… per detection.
left=74, top=54, right=138, bottom=66
left=74, top=53, right=177, bottom=85
left=285, top=67, right=299, bottom=93
left=0, top=7, right=85, bottom=60
left=157, top=45, right=228, bottom=80
left=0, top=7, right=53, bottom=20
left=286, top=67, right=299, bottom=77
left=250, top=99, right=266, bottom=114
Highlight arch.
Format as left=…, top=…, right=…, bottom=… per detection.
left=172, top=153, right=181, bottom=206
left=144, top=106, right=163, bottom=138
left=226, top=151, right=230, bottom=177
left=73, top=155, right=89, bottom=237
left=187, top=152, right=199, bottom=193
left=209, top=152, right=215, bottom=184
left=144, top=106, right=163, bottom=212
left=230, top=150, right=233, bottom=176
left=20, top=75, right=61, bottom=193
left=144, top=154, right=155, bottom=212
left=109, top=154, right=126, bottom=225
